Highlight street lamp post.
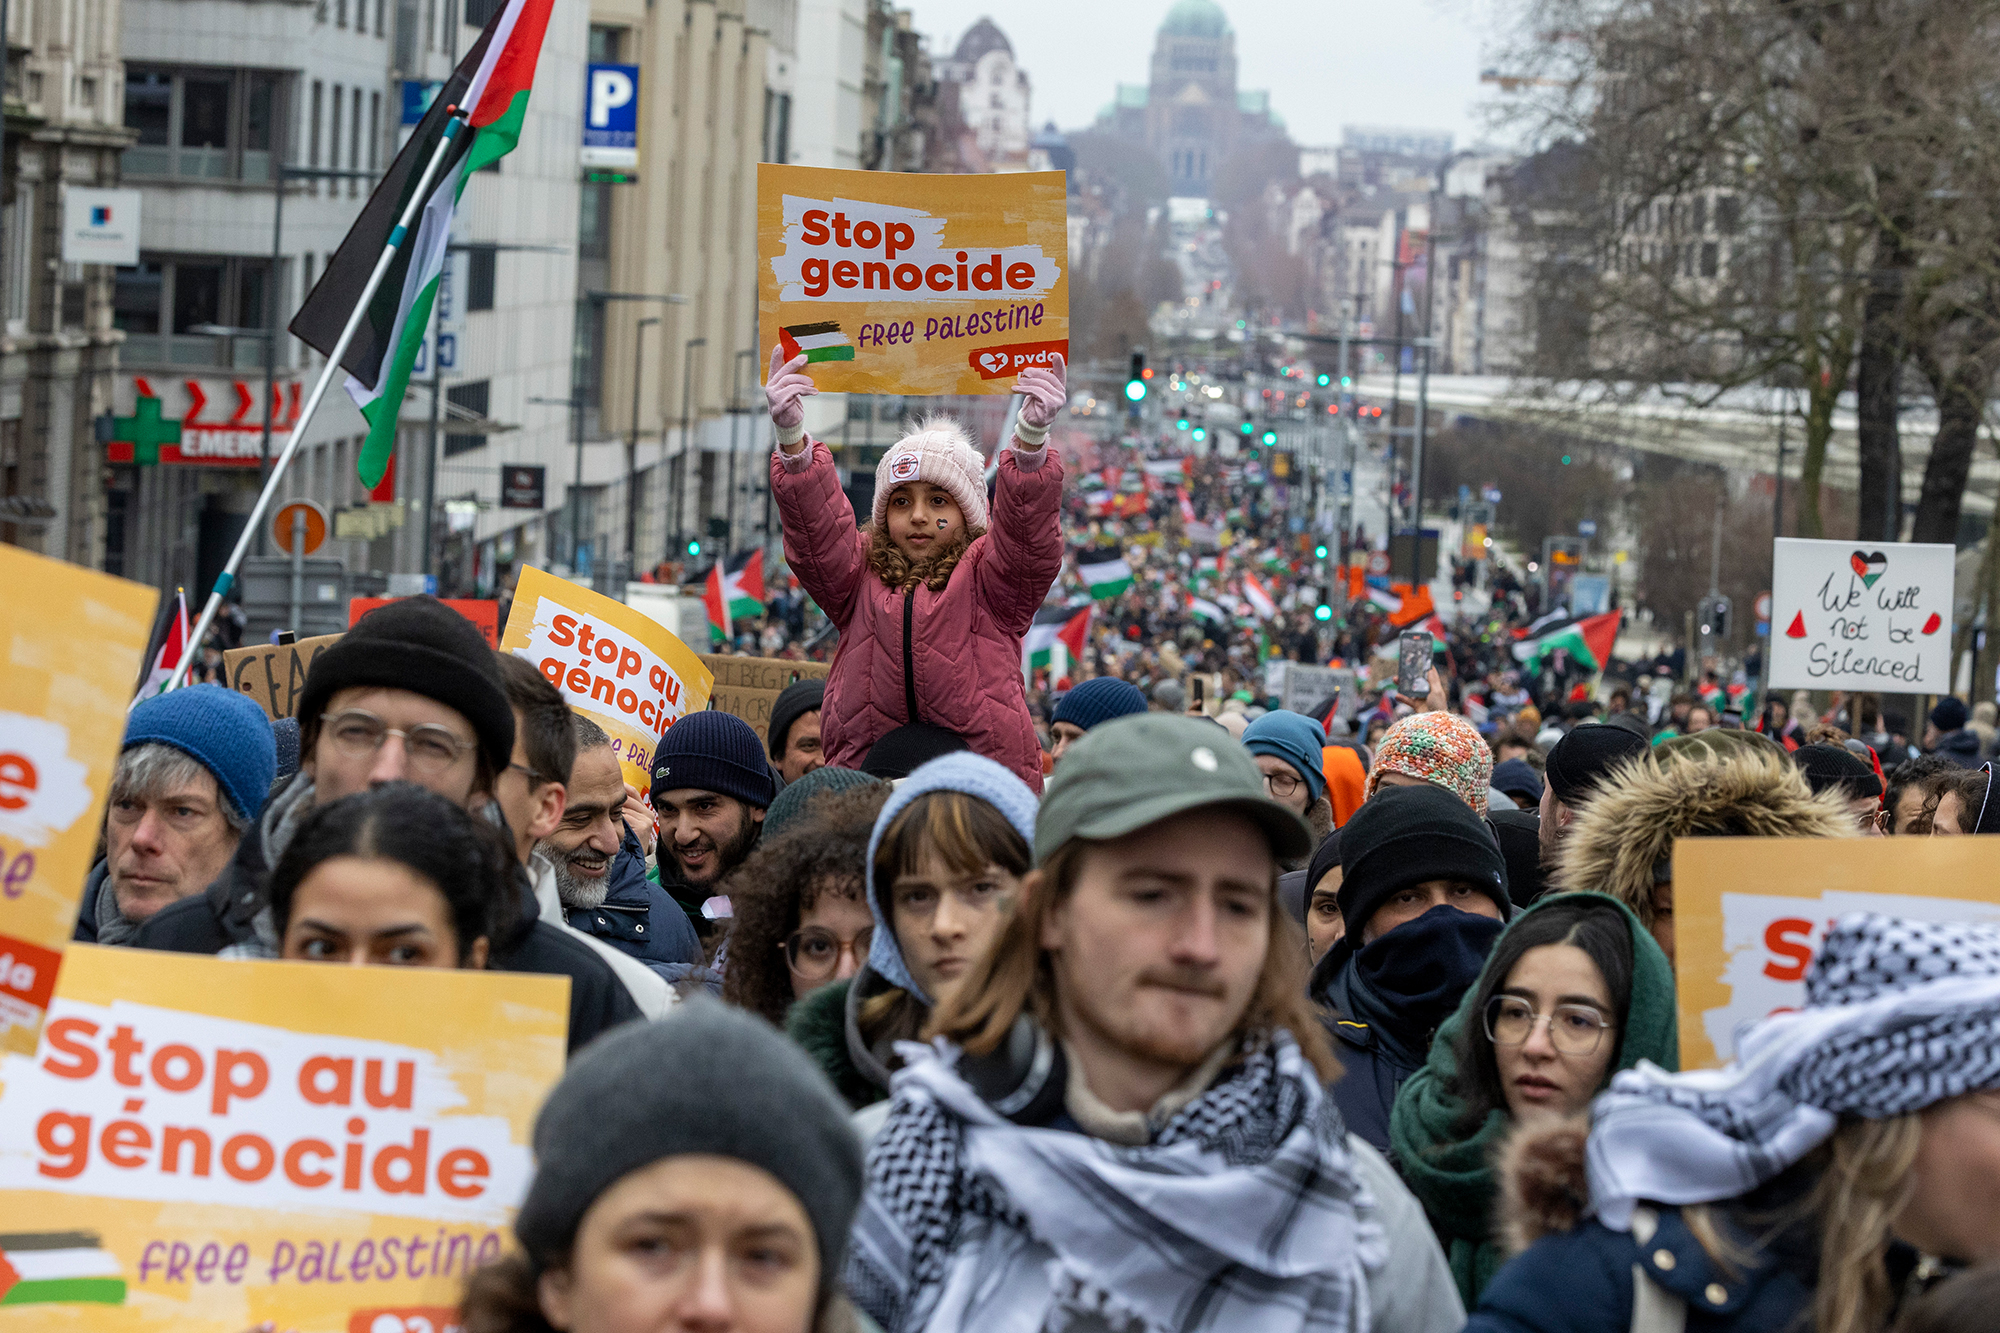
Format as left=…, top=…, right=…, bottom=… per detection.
left=675, top=336, right=707, bottom=551
left=725, top=346, right=755, bottom=554
left=628, top=315, right=660, bottom=577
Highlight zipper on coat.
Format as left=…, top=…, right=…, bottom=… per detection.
left=903, top=585, right=921, bottom=724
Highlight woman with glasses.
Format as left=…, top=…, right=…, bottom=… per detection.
left=269, top=782, right=509, bottom=970
left=785, top=752, right=1034, bottom=1119
left=721, top=784, right=888, bottom=1024
left=1389, top=893, right=1677, bottom=1308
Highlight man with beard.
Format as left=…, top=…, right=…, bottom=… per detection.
left=538, top=716, right=701, bottom=977
left=650, top=710, right=775, bottom=939
left=848, top=714, right=1464, bottom=1333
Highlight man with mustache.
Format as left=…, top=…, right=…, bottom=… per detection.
left=849, top=713, right=1463, bottom=1333
left=649, top=711, right=775, bottom=940
left=533, top=714, right=700, bottom=984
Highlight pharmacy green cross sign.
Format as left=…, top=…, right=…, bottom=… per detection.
left=111, top=395, right=181, bottom=465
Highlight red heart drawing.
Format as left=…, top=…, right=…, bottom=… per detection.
left=1785, top=611, right=1807, bottom=638
left=1922, top=612, right=1942, bottom=635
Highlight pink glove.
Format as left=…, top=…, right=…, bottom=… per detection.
left=765, top=344, right=817, bottom=432
left=1012, top=352, right=1066, bottom=430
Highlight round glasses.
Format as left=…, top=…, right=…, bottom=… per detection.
left=1484, top=996, right=1614, bottom=1056
left=781, top=926, right=873, bottom=981
left=1262, top=769, right=1303, bottom=799
left=319, top=711, right=476, bottom=776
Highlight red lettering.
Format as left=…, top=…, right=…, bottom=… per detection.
left=283, top=1138, right=334, bottom=1187
left=221, top=1133, right=274, bottom=1182
left=1763, top=918, right=1815, bottom=982
left=548, top=614, right=577, bottom=648
left=300, top=1055, right=353, bottom=1105
left=150, top=1044, right=205, bottom=1093
left=800, top=209, right=830, bottom=245
left=1005, top=261, right=1036, bottom=290
left=212, top=1049, right=269, bottom=1114
left=0, top=752, right=36, bottom=810
left=101, top=1118, right=153, bottom=1168
left=437, top=1147, right=489, bottom=1198
left=41, top=1017, right=99, bottom=1079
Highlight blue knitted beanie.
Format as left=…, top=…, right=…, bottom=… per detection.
left=1241, top=709, right=1329, bottom=805
left=862, top=751, right=1038, bottom=1003
left=651, top=709, right=776, bottom=809
left=124, top=684, right=279, bottom=821
left=1051, top=676, right=1148, bottom=732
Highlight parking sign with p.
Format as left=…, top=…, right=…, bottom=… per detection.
left=582, top=63, right=638, bottom=168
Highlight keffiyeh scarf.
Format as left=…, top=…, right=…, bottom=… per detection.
left=845, top=1028, right=1381, bottom=1333
left=1588, top=912, right=2000, bottom=1231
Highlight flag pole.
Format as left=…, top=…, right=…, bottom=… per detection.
left=165, top=107, right=471, bottom=693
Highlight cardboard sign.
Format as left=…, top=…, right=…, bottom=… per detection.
left=757, top=163, right=1069, bottom=395
left=0, top=944, right=566, bottom=1329
left=1673, top=838, right=2000, bottom=1069
left=0, top=549, right=157, bottom=1057
left=349, top=597, right=500, bottom=647
left=696, top=654, right=828, bottom=693
left=501, top=567, right=714, bottom=788
left=1767, top=538, right=1955, bottom=690
left=221, top=635, right=344, bottom=722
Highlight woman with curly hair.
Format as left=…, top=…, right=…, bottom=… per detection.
left=721, top=783, right=888, bottom=1026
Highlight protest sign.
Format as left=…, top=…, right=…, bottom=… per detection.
left=757, top=163, right=1069, bottom=396
left=0, top=944, right=565, bottom=1329
left=0, top=549, right=157, bottom=1057
left=220, top=634, right=343, bottom=721
left=1673, top=837, right=2000, bottom=1069
left=697, top=654, right=828, bottom=693
left=350, top=597, right=499, bottom=647
left=1766, top=537, right=1955, bottom=691
left=501, top=566, right=713, bottom=788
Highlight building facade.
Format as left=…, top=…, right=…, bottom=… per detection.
left=931, top=17, right=1026, bottom=173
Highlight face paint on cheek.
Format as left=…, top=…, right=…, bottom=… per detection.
left=938, top=519, right=948, bottom=529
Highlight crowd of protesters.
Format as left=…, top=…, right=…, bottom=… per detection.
left=78, top=354, right=2000, bottom=1333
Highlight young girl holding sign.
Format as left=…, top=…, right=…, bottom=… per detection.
left=765, top=345, right=1065, bottom=791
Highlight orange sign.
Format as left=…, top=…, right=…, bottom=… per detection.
left=270, top=501, right=327, bottom=556
left=348, top=598, right=499, bottom=648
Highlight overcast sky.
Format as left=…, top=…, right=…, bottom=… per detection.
left=900, top=0, right=1505, bottom=152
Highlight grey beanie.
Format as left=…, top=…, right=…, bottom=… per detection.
left=514, top=1000, right=864, bottom=1301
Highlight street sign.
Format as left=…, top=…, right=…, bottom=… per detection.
left=401, top=79, right=443, bottom=126
left=501, top=464, right=547, bottom=510
left=271, top=501, right=327, bottom=555
left=582, top=63, right=639, bottom=168
left=1754, top=591, right=1772, bottom=622
left=1578, top=519, right=1598, bottom=538
left=61, top=187, right=141, bottom=266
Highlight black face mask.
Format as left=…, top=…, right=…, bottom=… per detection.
left=1351, top=903, right=1506, bottom=1044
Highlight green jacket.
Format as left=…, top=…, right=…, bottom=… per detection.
left=1388, top=892, right=1679, bottom=1309
left=784, top=972, right=901, bottom=1111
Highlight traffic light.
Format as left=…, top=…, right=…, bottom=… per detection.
left=1176, top=417, right=1190, bottom=431
left=1125, top=351, right=1147, bottom=403
left=1314, top=603, right=1333, bottom=622
left=1316, top=373, right=1331, bottom=387
left=1260, top=430, right=1277, bottom=447
left=1340, top=375, right=1353, bottom=388
left=1239, top=420, right=1254, bottom=436
left=1191, top=427, right=1207, bottom=442
left=686, top=539, right=701, bottom=556
left=1314, top=543, right=1330, bottom=560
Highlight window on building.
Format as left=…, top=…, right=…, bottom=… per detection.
left=331, top=83, right=343, bottom=187
left=336, top=0, right=346, bottom=27
left=463, top=0, right=501, bottom=27
left=350, top=86, right=362, bottom=192
left=114, top=254, right=272, bottom=368
left=466, top=246, right=496, bottom=310
left=1700, top=241, right=1719, bottom=278
left=444, top=379, right=489, bottom=456
left=578, top=183, right=611, bottom=261
left=376, top=0, right=385, bottom=36
left=122, top=67, right=283, bottom=181
left=369, top=91, right=380, bottom=170
left=588, top=24, right=621, bottom=62
left=762, top=89, right=791, bottom=164
left=310, top=80, right=323, bottom=172
left=1716, top=194, right=1740, bottom=235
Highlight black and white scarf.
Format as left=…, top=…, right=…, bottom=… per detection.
left=845, top=1028, right=1382, bottom=1333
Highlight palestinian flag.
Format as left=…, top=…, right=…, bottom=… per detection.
left=1076, top=548, right=1133, bottom=600
left=132, top=586, right=188, bottom=702
left=291, top=0, right=557, bottom=488
left=1178, top=488, right=1197, bottom=524
left=0, top=1233, right=125, bottom=1306
left=1243, top=573, right=1278, bottom=620
left=1188, top=594, right=1229, bottom=626
left=704, top=550, right=765, bottom=639
left=779, top=322, right=854, bottom=364
left=1024, top=602, right=1091, bottom=678
left=1512, top=610, right=1622, bottom=674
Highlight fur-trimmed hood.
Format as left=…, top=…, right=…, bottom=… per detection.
left=1494, top=1113, right=1592, bottom=1255
left=1551, top=747, right=1855, bottom=930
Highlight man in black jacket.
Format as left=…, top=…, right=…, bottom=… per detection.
left=1307, top=783, right=1510, bottom=1153
left=133, top=596, right=639, bottom=1054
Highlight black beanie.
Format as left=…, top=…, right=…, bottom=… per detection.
left=860, top=722, right=968, bottom=779
left=1795, top=742, right=1884, bottom=800
left=515, top=999, right=864, bottom=1302
left=767, top=678, right=826, bottom=759
left=297, top=596, right=514, bottom=776
left=1338, top=783, right=1510, bottom=938
left=1544, top=722, right=1651, bottom=806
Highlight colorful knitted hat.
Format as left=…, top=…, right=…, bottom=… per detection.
left=871, top=415, right=988, bottom=531
left=1365, top=710, right=1494, bottom=817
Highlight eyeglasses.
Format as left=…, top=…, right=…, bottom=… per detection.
left=1262, top=769, right=1302, bottom=799
left=1484, top=995, right=1614, bottom=1056
left=781, top=926, right=873, bottom=981
left=320, top=711, right=477, bottom=775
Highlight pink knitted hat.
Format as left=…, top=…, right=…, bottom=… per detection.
left=1365, top=710, right=1494, bottom=816
left=871, top=415, right=988, bottom=530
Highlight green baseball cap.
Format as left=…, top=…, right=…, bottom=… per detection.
left=1036, top=712, right=1313, bottom=866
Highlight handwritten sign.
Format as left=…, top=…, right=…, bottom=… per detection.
left=757, top=163, right=1069, bottom=396
left=0, top=944, right=565, bottom=1329
left=221, top=635, right=343, bottom=722
left=1767, top=538, right=1955, bottom=690
left=1674, top=838, right=2000, bottom=1068
left=697, top=654, right=828, bottom=693
left=501, top=567, right=714, bottom=789
left=0, top=549, right=157, bottom=1056
left=350, top=597, right=499, bottom=647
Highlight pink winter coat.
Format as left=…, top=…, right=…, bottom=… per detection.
left=770, top=435, right=1063, bottom=792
